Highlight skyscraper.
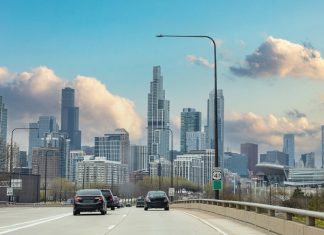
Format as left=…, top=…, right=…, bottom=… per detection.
left=130, top=145, right=148, bottom=172
left=94, top=128, right=130, bottom=164
left=283, top=134, right=295, bottom=167
left=61, top=87, right=81, bottom=150
left=0, top=96, right=7, bottom=171
left=300, top=152, right=315, bottom=168
left=147, top=66, right=170, bottom=161
left=28, top=116, right=59, bottom=167
left=240, top=143, right=258, bottom=174
left=207, top=89, right=224, bottom=167
left=180, top=108, right=201, bottom=153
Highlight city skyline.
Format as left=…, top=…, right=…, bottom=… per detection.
left=1, top=1, right=324, bottom=166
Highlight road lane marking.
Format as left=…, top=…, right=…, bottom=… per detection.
left=183, top=212, right=228, bottom=235
left=108, top=225, right=115, bottom=230
left=122, top=214, right=127, bottom=217
left=0, top=213, right=71, bottom=234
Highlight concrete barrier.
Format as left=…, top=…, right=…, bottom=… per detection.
left=172, top=200, right=324, bottom=235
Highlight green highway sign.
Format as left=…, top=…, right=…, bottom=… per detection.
left=213, top=180, right=222, bottom=190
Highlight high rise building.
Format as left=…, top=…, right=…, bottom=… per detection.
left=147, top=66, right=170, bottom=163
left=283, top=134, right=295, bottom=167
left=260, top=150, right=289, bottom=166
left=0, top=96, right=7, bottom=171
left=173, top=149, right=214, bottom=187
left=224, top=152, right=248, bottom=177
left=186, top=132, right=206, bottom=152
left=28, top=116, right=59, bottom=167
left=300, top=152, right=315, bottom=168
left=42, top=132, right=70, bottom=178
left=61, top=87, right=81, bottom=150
left=130, top=145, right=148, bottom=172
left=31, top=147, right=61, bottom=185
left=94, top=128, right=130, bottom=164
left=180, top=108, right=201, bottom=153
left=240, top=143, right=258, bottom=174
left=68, top=150, right=85, bottom=181
left=76, top=157, right=129, bottom=187
left=174, top=155, right=203, bottom=185
left=207, top=89, right=224, bottom=168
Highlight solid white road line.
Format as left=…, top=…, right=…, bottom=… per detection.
left=0, top=213, right=71, bottom=234
left=183, top=211, right=228, bottom=235
left=108, top=225, right=115, bottom=230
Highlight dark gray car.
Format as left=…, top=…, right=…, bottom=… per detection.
left=144, top=191, right=169, bottom=211
left=73, top=189, right=107, bottom=215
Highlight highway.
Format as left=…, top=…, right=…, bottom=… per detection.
left=0, top=206, right=273, bottom=235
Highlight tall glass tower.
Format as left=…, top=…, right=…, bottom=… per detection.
left=147, top=66, right=170, bottom=162
left=180, top=108, right=201, bottom=153
left=207, top=89, right=224, bottom=167
left=61, top=87, right=81, bottom=150
left=283, top=134, right=295, bottom=167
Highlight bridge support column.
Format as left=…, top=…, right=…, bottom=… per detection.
left=285, top=212, right=293, bottom=220
left=306, top=216, right=315, bottom=226
left=268, top=209, right=275, bottom=217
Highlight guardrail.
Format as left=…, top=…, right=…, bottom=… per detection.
left=172, top=199, right=324, bottom=234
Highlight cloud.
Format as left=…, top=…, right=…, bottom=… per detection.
left=0, top=66, right=144, bottom=146
left=225, top=111, right=319, bottom=155
left=214, top=39, right=224, bottom=47
left=285, top=109, right=307, bottom=120
left=74, top=75, right=143, bottom=141
left=230, top=36, right=324, bottom=79
left=236, top=39, right=246, bottom=48
left=186, top=55, right=214, bottom=69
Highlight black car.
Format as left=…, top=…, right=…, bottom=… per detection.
left=73, top=189, right=107, bottom=215
left=100, top=189, right=115, bottom=210
left=136, top=196, right=145, bottom=207
left=144, top=191, right=169, bottom=211
left=112, top=196, right=120, bottom=208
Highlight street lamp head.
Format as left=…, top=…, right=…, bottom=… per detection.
left=156, top=34, right=164, bottom=38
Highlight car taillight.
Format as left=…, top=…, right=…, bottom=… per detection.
left=74, top=196, right=82, bottom=203
left=95, top=196, right=103, bottom=202
left=108, top=195, right=113, bottom=202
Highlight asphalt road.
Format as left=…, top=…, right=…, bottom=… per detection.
left=0, top=206, right=271, bottom=235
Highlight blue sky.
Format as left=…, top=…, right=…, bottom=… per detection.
left=1, top=1, right=324, bottom=164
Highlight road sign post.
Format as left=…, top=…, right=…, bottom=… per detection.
left=212, top=167, right=222, bottom=190
left=168, top=187, right=175, bottom=197
left=6, top=187, right=13, bottom=197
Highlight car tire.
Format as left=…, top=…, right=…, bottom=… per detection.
left=73, top=210, right=79, bottom=216
left=101, top=210, right=106, bottom=215
left=164, top=207, right=169, bottom=211
left=111, top=207, right=115, bottom=210
left=144, top=207, right=148, bottom=211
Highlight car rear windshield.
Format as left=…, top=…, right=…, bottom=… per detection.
left=101, top=190, right=112, bottom=197
left=148, top=191, right=166, bottom=198
left=77, top=189, right=101, bottom=196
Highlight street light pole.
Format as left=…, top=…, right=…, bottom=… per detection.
left=9, top=127, right=38, bottom=202
left=156, top=34, right=219, bottom=199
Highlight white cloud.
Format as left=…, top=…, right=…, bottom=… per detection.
left=0, top=66, right=144, bottom=146
left=230, top=36, right=324, bottom=79
left=74, top=75, right=144, bottom=141
left=225, top=111, right=320, bottom=158
left=186, top=55, right=214, bottom=69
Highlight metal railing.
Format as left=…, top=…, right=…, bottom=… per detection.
left=173, top=199, right=324, bottom=227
